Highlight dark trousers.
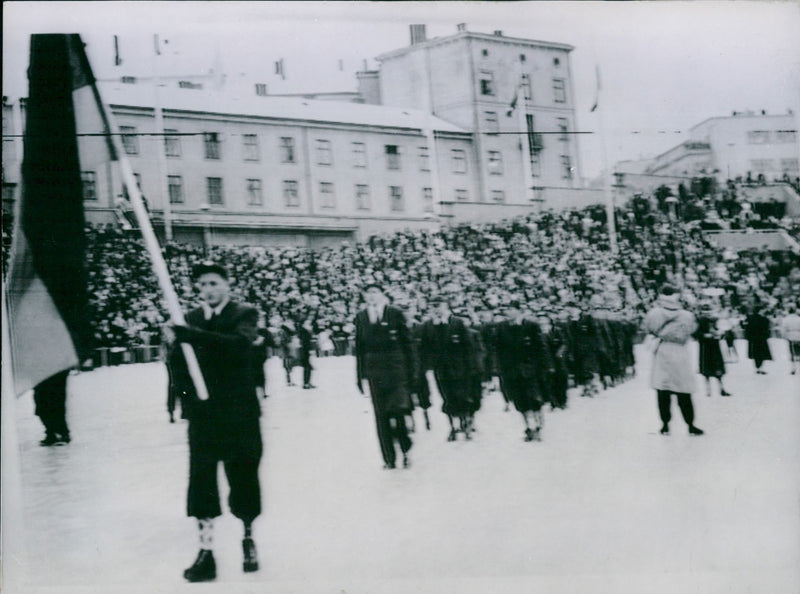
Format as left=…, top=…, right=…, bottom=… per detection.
left=187, top=419, right=263, bottom=522
left=368, top=381, right=412, bottom=466
left=301, top=357, right=313, bottom=385
left=657, top=390, right=694, bottom=427
left=33, top=370, right=70, bottom=438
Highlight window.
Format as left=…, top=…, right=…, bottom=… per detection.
left=316, top=139, right=333, bottom=165
left=280, top=137, right=295, bottom=163
left=780, top=158, right=799, bottom=172
left=750, top=159, right=773, bottom=172
left=179, top=81, right=203, bottom=90
left=553, top=78, right=566, bottom=103
left=491, top=190, right=505, bottom=203
left=242, top=134, right=259, bottom=161
left=168, top=175, right=184, bottom=204
left=526, top=114, right=543, bottom=153
left=521, top=74, right=532, bottom=101
left=246, top=178, right=263, bottom=206
left=487, top=150, right=503, bottom=174
left=484, top=111, right=499, bottom=134
left=283, top=180, right=300, bottom=207
left=747, top=130, right=770, bottom=144
left=776, top=130, right=797, bottom=143
left=455, top=189, right=468, bottom=202
left=389, top=186, right=404, bottom=211
left=206, top=177, right=223, bottom=205
left=530, top=152, right=541, bottom=177
left=255, top=83, right=268, bottom=96
left=482, top=49, right=489, bottom=58
left=423, top=187, right=434, bottom=212
left=164, top=129, right=181, bottom=157
left=119, top=126, right=138, bottom=155
left=355, top=184, right=371, bottom=210
left=319, top=182, right=336, bottom=209
left=418, top=146, right=430, bottom=171
left=558, top=118, right=569, bottom=141
left=451, top=149, right=467, bottom=174
left=553, top=57, right=560, bottom=67
left=385, top=144, right=401, bottom=170
left=81, top=171, right=97, bottom=201
left=352, top=142, right=367, bottom=168
left=560, top=155, right=573, bottom=179
left=204, top=132, right=221, bottom=160
left=479, top=71, right=494, bottom=96
left=122, top=173, right=142, bottom=201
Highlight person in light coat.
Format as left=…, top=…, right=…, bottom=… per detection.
left=643, top=285, right=704, bottom=436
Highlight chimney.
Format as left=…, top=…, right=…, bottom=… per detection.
left=410, top=24, right=427, bottom=45
left=457, top=23, right=467, bottom=32
left=493, top=30, right=503, bottom=36
left=357, top=70, right=381, bottom=105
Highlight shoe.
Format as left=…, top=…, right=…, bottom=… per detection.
left=689, top=425, right=704, bottom=436
left=39, top=434, right=59, bottom=446
left=721, top=390, right=732, bottom=397
left=383, top=462, right=396, bottom=470
left=402, top=454, right=411, bottom=469
left=183, top=549, right=216, bottom=582
left=524, top=428, right=534, bottom=442
left=532, top=428, right=542, bottom=442
left=242, top=537, right=258, bottom=572
left=55, top=434, right=70, bottom=445
left=302, top=384, right=316, bottom=389
left=447, top=429, right=457, bottom=442
left=660, top=425, right=669, bottom=435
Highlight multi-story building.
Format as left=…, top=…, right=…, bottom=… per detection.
left=2, top=24, right=598, bottom=248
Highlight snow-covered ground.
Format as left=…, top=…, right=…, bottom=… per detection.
left=4, top=340, right=799, bottom=594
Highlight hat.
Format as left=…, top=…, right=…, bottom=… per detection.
left=192, top=261, right=229, bottom=281
left=363, top=281, right=384, bottom=292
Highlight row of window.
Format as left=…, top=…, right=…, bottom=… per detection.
left=749, top=158, right=800, bottom=173
left=80, top=172, right=514, bottom=209
left=479, top=73, right=567, bottom=103
left=746, top=129, right=797, bottom=144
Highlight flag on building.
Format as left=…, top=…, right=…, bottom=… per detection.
left=275, top=58, right=285, bottom=80
left=5, top=34, right=113, bottom=395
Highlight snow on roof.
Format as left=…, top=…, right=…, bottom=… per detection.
left=98, top=82, right=468, bottom=134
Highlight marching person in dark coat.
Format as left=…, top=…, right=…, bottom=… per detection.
left=33, top=368, right=71, bottom=446
left=419, top=295, right=479, bottom=441
left=298, top=317, right=316, bottom=389
left=744, top=306, right=772, bottom=374
left=408, top=316, right=432, bottom=430
left=252, top=321, right=276, bottom=399
left=167, top=261, right=263, bottom=582
left=495, top=302, right=553, bottom=442
left=694, top=303, right=731, bottom=397
left=541, top=313, right=570, bottom=410
left=355, top=282, right=415, bottom=469
left=570, top=309, right=601, bottom=397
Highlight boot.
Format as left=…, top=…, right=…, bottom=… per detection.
left=688, top=425, right=704, bottom=436
left=183, top=549, right=216, bottom=582
left=39, top=433, right=59, bottom=446
left=242, top=537, right=259, bottom=572
left=660, top=424, right=669, bottom=435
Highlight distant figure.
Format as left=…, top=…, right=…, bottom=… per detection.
left=779, top=304, right=800, bottom=375
left=355, top=282, right=414, bottom=469
left=694, top=305, right=732, bottom=397
left=279, top=319, right=300, bottom=386
left=744, top=306, right=772, bottom=374
left=644, top=285, right=703, bottom=436
left=299, top=317, right=316, bottom=389
left=33, top=369, right=71, bottom=446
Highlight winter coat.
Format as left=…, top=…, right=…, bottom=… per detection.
left=643, top=300, right=697, bottom=394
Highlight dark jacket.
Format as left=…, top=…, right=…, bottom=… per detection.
left=169, top=301, right=261, bottom=425
left=355, top=305, right=415, bottom=414
left=419, top=316, right=477, bottom=378
left=495, top=320, right=553, bottom=380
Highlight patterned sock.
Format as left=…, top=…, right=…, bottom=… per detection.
left=198, top=518, right=214, bottom=550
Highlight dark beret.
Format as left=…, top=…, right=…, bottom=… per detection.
left=192, top=261, right=229, bottom=281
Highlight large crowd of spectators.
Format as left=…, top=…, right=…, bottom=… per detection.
left=3, top=179, right=799, bottom=354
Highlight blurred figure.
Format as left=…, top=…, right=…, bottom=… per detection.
left=33, top=369, right=71, bottom=446
left=744, top=306, right=772, bottom=374
left=299, top=317, right=316, bottom=389
left=644, top=285, right=703, bottom=436
left=694, top=302, right=732, bottom=397
left=779, top=303, right=800, bottom=375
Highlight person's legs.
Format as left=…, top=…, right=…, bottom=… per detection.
left=223, top=428, right=263, bottom=573
left=369, top=383, right=396, bottom=468
left=657, top=390, right=672, bottom=433
left=676, top=392, right=704, bottom=434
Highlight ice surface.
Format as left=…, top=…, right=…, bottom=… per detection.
left=4, top=340, right=799, bottom=594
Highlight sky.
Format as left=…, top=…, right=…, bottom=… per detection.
left=3, top=1, right=799, bottom=179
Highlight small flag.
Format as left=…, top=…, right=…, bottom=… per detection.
left=274, top=58, right=285, bottom=80
left=506, top=94, right=517, bottom=118
left=6, top=34, right=111, bottom=394
left=590, top=65, right=601, bottom=113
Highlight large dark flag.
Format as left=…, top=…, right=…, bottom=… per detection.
left=6, top=34, right=113, bottom=395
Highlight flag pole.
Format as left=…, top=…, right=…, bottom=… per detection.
left=594, top=65, right=618, bottom=255
left=87, top=77, right=210, bottom=401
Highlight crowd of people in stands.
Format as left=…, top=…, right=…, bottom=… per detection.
left=3, top=179, right=799, bottom=358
